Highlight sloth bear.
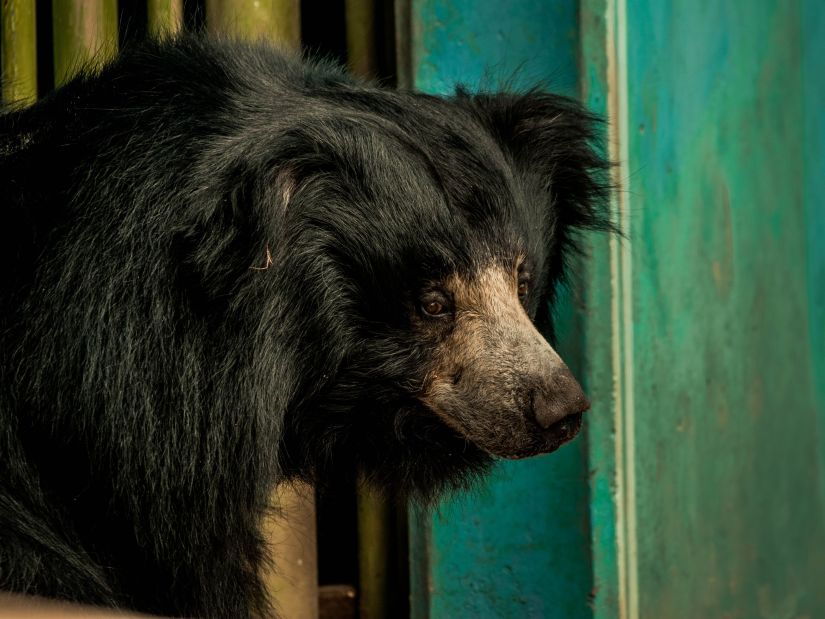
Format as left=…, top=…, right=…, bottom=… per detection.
left=0, top=36, right=609, bottom=618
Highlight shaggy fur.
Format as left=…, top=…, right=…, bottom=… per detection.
left=0, top=36, right=609, bottom=618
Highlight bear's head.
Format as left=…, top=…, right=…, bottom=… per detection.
left=216, top=89, right=614, bottom=498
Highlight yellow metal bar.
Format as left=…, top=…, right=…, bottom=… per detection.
left=356, top=484, right=393, bottom=619
left=147, top=0, right=183, bottom=36
left=1, top=0, right=37, bottom=105
left=345, top=5, right=393, bottom=615
left=52, top=0, right=118, bottom=86
left=260, top=482, right=319, bottom=619
left=205, top=0, right=300, bottom=46
left=205, top=4, right=313, bottom=616
left=345, top=0, right=376, bottom=79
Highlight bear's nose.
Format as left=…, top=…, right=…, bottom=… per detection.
left=531, top=367, right=590, bottom=430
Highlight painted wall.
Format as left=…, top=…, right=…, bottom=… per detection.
left=583, top=1, right=825, bottom=617
left=409, top=1, right=825, bottom=617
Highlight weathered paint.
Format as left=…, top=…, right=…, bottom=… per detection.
left=583, top=0, right=825, bottom=617
left=405, top=2, right=593, bottom=618
left=147, top=0, right=183, bottom=36
left=206, top=0, right=300, bottom=47
left=803, top=0, right=825, bottom=512
left=1, top=0, right=37, bottom=106
left=579, top=0, right=624, bottom=616
left=409, top=0, right=578, bottom=97
left=52, top=0, right=118, bottom=87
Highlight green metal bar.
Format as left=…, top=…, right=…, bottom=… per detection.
left=147, top=0, right=183, bottom=36
left=205, top=0, right=300, bottom=46
left=579, top=2, right=622, bottom=617
left=52, top=0, right=118, bottom=87
left=803, top=0, right=825, bottom=507
left=1, top=0, right=37, bottom=105
left=345, top=0, right=376, bottom=79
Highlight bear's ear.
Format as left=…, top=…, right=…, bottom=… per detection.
left=458, top=90, right=613, bottom=235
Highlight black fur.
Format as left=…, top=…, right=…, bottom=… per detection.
left=0, top=36, right=609, bottom=617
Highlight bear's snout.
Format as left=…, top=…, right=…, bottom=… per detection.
left=418, top=265, right=591, bottom=459
left=530, top=365, right=590, bottom=430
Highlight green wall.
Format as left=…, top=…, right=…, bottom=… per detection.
left=409, top=1, right=825, bottom=617
left=583, top=1, right=825, bottom=617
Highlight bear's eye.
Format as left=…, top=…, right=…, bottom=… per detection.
left=424, top=301, right=444, bottom=315
left=420, top=293, right=451, bottom=318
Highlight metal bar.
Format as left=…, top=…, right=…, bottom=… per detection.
left=345, top=0, right=375, bottom=79
left=578, top=2, right=622, bottom=617
left=52, top=0, right=118, bottom=87
left=1, top=0, right=37, bottom=105
left=344, top=3, right=394, bottom=616
left=393, top=0, right=412, bottom=89
left=205, top=0, right=300, bottom=46
left=260, top=481, right=319, bottom=619
left=356, top=484, right=392, bottom=619
left=147, top=0, right=183, bottom=36
left=202, top=9, right=313, bottom=617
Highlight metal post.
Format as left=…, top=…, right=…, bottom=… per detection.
left=52, top=0, right=118, bottom=86
left=205, top=0, right=300, bottom=46
left=147, top=0, right=183, bottom=36
left=1, top=0, right=37, bottom=105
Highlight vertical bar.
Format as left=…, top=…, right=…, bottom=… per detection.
left=393, top=0, right=412, bottom=89
left=803, top=0, right=825, bottom=475
left=578, top=2, right=622, bottom=617
left=581, top=0, right=634, bottom=617
left=52, top=0, right=118, bottom=87
left=345, top=0, right=375, bottom=79
left=356, top=485, right=392, bottom=619
left=260, top=481, right=319, bottom=619
left=205, top=0, right=300, bottom=46
left=1, top=0, right=37, bottom=105
left=202, top=9, right=314, bottom=616
left=147, top=0, right=183, bottom=36
left=407, top=504, right=431, bottom=619
left=344, top=4, right=395, bottom=616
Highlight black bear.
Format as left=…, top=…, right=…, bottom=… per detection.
left=0, top=36, right=609, bottom=618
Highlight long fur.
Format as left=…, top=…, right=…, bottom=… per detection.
left=0, top=35, right=610, bottom=617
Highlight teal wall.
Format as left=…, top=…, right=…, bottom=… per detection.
left=409, top=1, right=825, bottom=618
left=583, top=1, right=825, bottom=617
left=804, top=0, right=825, bottom=508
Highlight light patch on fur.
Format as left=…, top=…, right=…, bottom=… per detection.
left=250, top=245, right=274, bottom=271
left=278, top=168, right=296, bottom=212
